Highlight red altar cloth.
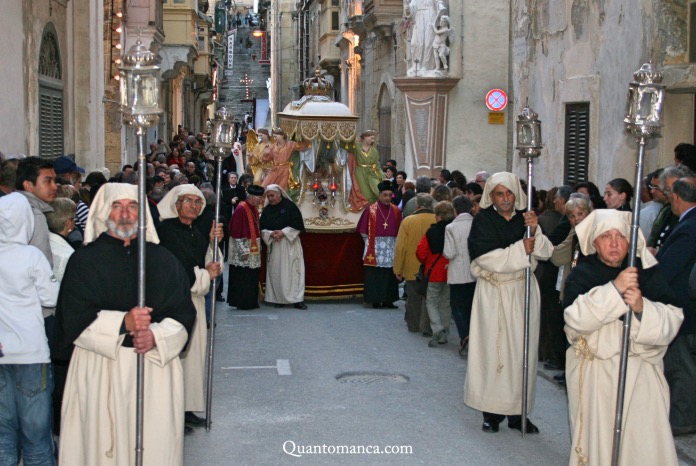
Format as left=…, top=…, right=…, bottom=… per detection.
left=261, top=231, right=365, bottom=299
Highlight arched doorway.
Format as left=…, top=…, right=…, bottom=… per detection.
left=38, top=24, right=64, bottom=158
left=377, top=84, right=391, bottom=165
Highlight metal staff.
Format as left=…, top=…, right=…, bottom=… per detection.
left=515, top=105, right=543, bottom=437
left=205, top=107, right=236, bottom=431
left=611, top=62, right=665, bottom=466
left=119, top=39, right=163, bottom=466
left=134, top=126, right=148, bottom=464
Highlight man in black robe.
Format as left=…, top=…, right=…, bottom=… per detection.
left=220, top=172, right=246, bottom=263
left=227, top=185, right=265, bottom=310
left=357, top=180, right=402, bottom=308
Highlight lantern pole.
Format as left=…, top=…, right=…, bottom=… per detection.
left=515, top=105, right=543, bottom=437
left=205, top=107, right=235, bottom=432
left=611, top=62, right=665, bottom=466
left=119, top=39, right=162, bottom=466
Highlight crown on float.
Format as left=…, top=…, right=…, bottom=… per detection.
left=302, top=66, right=333, bottom=97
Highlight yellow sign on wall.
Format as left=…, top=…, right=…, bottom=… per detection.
left=488, top=112, right=505, bottom=125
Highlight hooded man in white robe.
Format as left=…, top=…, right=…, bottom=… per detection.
left=563, top=209, right=682, bottom=466
left=157, top=185, right=223, bottom=427
left=463, top=171, right=554, bottom=433
left=54, top=183, right=196, bottom=466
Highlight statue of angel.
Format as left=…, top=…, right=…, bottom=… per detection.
left=246, top=128, right=273, bottom=185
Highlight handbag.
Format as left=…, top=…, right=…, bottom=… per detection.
left=415, top=254, right=442, bottom=297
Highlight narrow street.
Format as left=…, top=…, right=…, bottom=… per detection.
left=184, top=298, right=572, bottom=465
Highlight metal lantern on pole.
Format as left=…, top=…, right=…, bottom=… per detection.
left=120, top=39, right=162, bottom=128
left=611, top=61, right=665, bottom=466
left=119, top=38, right=162, bottom=466
left=204, top=106, right=235, bottom=432
left=515, top=104, right=542, bottom=437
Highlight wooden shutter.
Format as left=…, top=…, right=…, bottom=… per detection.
left=564, top=103, right=590, bottom=185
left=39, top=85, right=64, bottom=158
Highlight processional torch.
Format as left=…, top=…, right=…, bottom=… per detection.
left=205, top=107, right=236, bottom=432
left=611, top=61, right=665, bottom=466
left=118, top=39, right=163, bottom=466
left=515, top=104, right=543, bottom=437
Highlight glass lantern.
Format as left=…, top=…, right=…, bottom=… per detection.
left=212, top=107, right=236, bottom=151
left=624, top=62, right=665, bottom=139
left=516, top=105, right=543, bottom=158
left=119, top=39, right=162, bottom=128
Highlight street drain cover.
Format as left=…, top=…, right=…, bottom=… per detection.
left=336, top=371, right=410, bottom=384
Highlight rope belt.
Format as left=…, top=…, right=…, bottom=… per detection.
left=572, top=335, right=595, bottom=466
left=478, top=271, right=525, bottom=373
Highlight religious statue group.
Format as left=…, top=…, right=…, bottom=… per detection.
left=245, top=127, right=386, bottom=212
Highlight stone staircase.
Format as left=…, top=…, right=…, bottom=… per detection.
left=218, top=25, right=271, bottom=126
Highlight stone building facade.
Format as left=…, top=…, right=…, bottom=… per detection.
left=512, top=0, right=696, bottom=189
left=285, top=0, right=513, bottom=181
left=0, top=0, right=105, bottom=173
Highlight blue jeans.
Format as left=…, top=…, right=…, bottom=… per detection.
left=0, top=363, right=55, bottom=466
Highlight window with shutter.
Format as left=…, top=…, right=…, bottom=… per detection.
left=39, top=88, right=64, bottom=158
left=38, top=25, right=64, bottom=158
left=564, top=103, right=590, bottom=186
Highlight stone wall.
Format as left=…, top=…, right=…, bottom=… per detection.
left=511, top=0, right=696, bottom=190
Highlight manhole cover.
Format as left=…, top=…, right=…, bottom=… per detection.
left=335, top=371, right=410, bottom=384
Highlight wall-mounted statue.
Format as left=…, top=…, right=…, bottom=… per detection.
left=405, top=0, right=450, bottom=77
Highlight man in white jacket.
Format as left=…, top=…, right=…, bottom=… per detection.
left=0, top=192, right=60, bottom=465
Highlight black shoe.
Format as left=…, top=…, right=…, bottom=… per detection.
left=421, top=331, right=432, bottom=337
left=482, top=419, right=500, bottom=433
left=273, top=303, right=285, bottom=308
left=372, top=303, right=383, bottom=309
left=235, top=305, right=260, bottom=311
left=508, top=418, right=540, bottom=434
left=185, top=411, right=206, bottom=427
left=672, top=425, right=696, bottom=436
left=184, top=425, right=195, bottom=435
left=553, top=372, right=566, bottom=382
left=544, top=360, right=562, bottom=371
left=382, top=302, right=398, bottom=309
left=293, top=302, right=308, bottom=310
left=216, top=295, right=225, bottom=302
left=459, top=337, right=469, bottom=357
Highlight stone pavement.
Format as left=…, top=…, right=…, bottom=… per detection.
left=188, top=272, right=695, bottom=465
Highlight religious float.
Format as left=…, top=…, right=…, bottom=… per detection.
left=250, top=67, right=376, bottom=299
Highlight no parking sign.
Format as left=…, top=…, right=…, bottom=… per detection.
left=485, top=89, right=508, bottom=111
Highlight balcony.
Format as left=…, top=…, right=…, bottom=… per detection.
left=362, top=0, right=401, bottom=38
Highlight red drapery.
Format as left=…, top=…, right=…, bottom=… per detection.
left=260, top=231, right=365, bottom=299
